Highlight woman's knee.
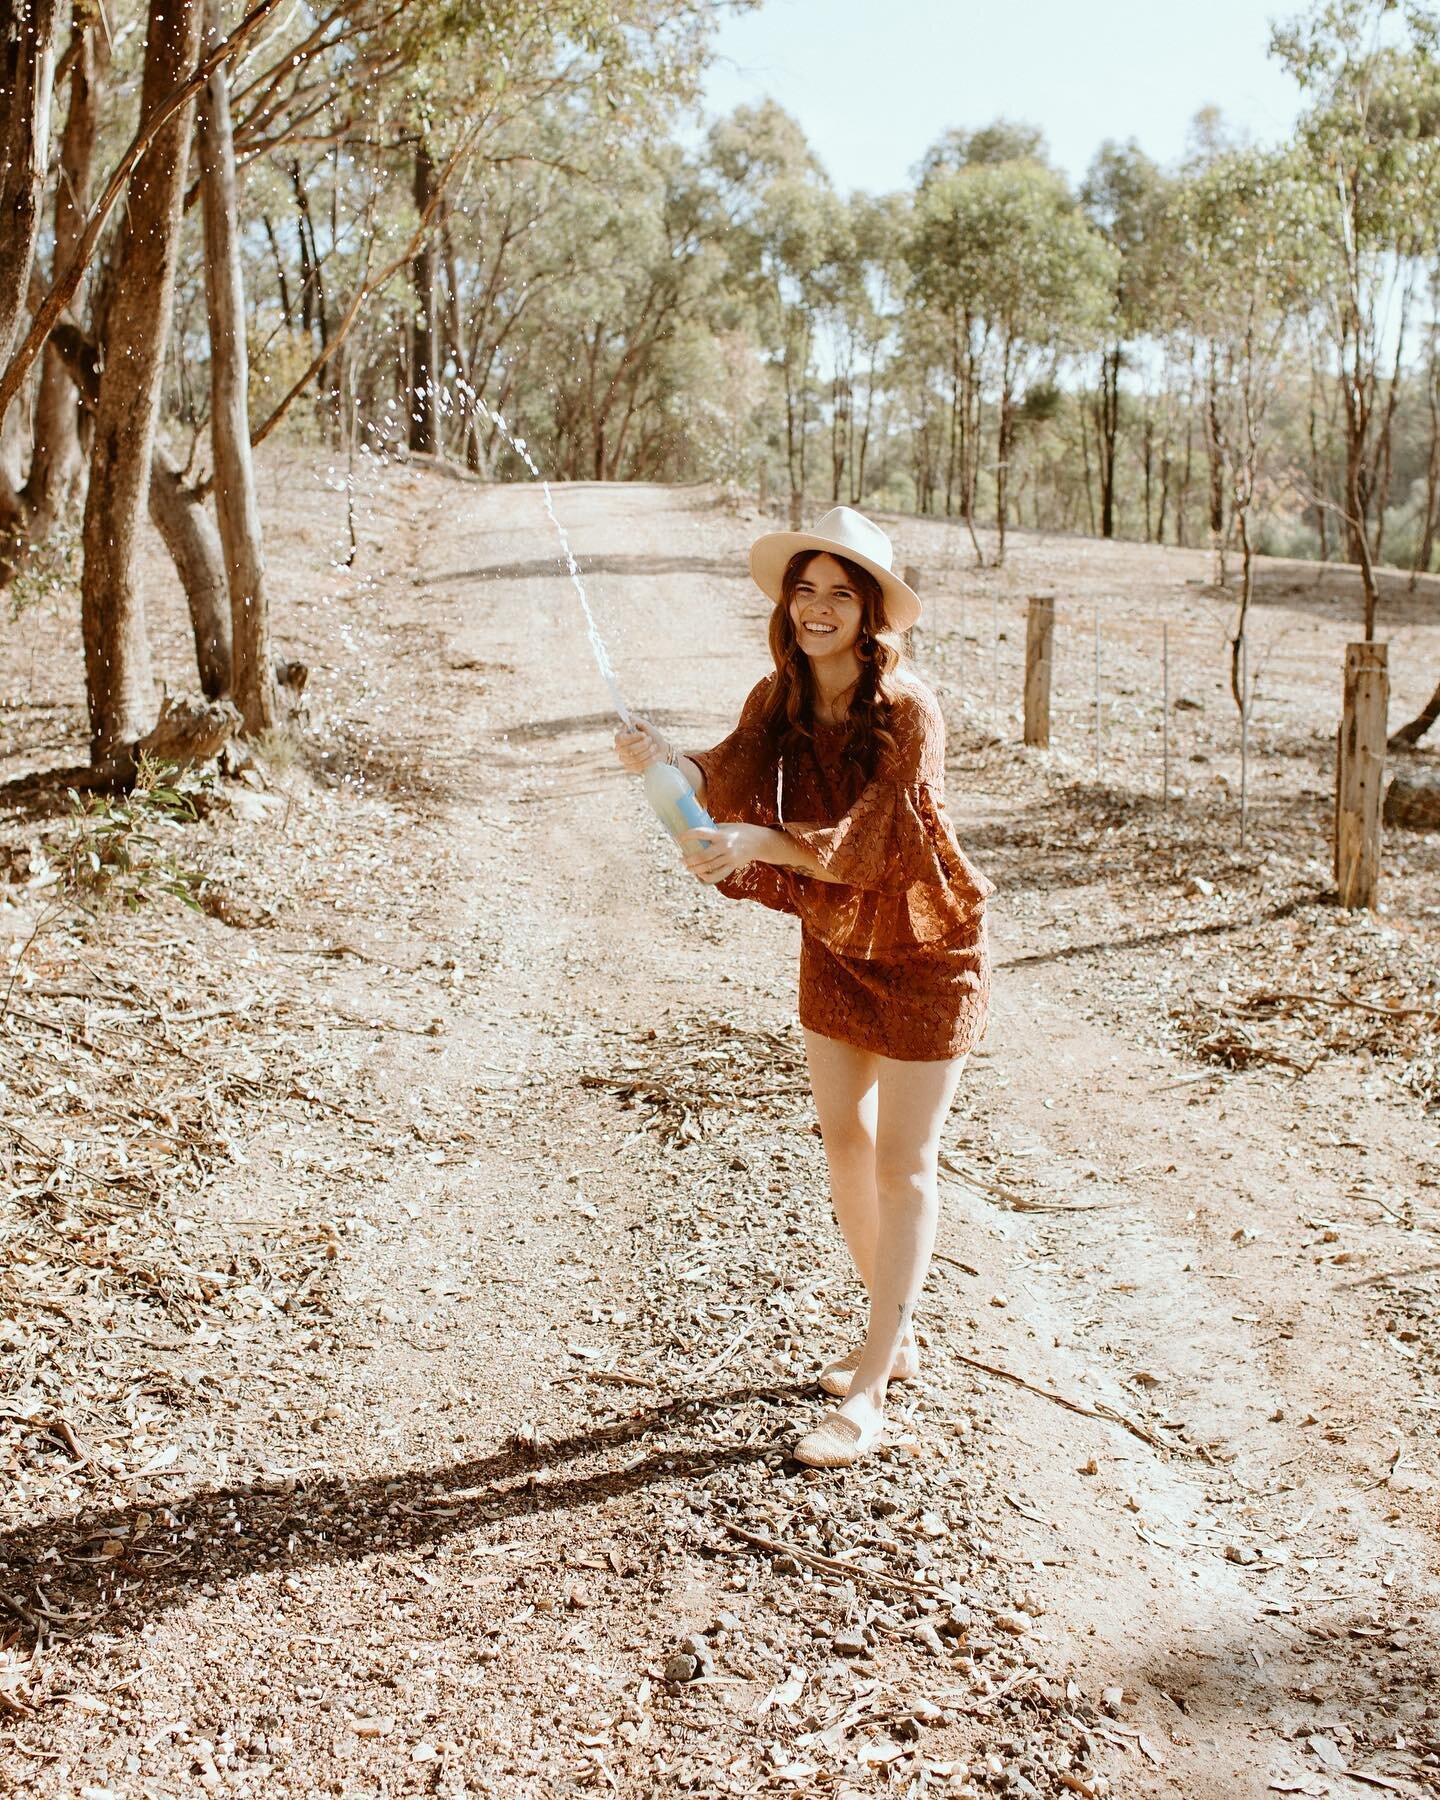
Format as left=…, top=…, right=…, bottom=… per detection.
left=820, top=1118, right=876, bottom=1175
left=874, top=1159, right=933, bottom=1210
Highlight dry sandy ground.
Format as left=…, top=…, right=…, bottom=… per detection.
left=1, top=460, right=1438, bottom=1800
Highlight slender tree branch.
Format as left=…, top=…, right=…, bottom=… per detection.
left=247, top=123, right=481, bottom=454
left=0, top=0, right=286, bottom=420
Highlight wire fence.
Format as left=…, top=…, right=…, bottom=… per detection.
left=907, top=576, right=1368, bottom=852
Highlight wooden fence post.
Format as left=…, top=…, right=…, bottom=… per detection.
left=1335, top=640, right=1389, bottom=909
left=1023, top=594, right=1055, bottom=747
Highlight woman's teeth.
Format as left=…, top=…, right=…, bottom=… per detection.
left=803, top=622, right=837, bottom=635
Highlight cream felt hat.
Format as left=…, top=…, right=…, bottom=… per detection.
left=749, top=506, right=921, bottom=631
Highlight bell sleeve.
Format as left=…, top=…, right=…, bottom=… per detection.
left=685, top=676, right=798, bottom=918
left=784, top=685, right=993, bottom=958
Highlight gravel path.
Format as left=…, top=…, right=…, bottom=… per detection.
left=2, top=467, right=1437, bottom=1798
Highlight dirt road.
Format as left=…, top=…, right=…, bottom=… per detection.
left=2, top=467, right=1437, bottom=1798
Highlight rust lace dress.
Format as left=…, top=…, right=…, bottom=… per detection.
left=688, top=674, right=993, bottom=1062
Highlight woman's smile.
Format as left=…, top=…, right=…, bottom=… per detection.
left=789, top=554, right=863, bottom=661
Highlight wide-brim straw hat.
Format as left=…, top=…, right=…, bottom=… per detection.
left=749, top=505, right=921, bottom=631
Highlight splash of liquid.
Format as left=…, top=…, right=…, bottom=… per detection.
left=464, top=384, right=632, bottom=727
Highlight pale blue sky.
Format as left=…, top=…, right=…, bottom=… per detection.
left=699, top=0, right=1305, bottom=192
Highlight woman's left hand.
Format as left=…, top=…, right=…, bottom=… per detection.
left=678, top=823, right=771, bottom=885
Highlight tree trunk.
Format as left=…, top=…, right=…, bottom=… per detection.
left=79, top=0, right=203, bottom=768
left=1097, top=343, right=1120, bottom=539
left=199, top=0, right=273, bottom=734
left=408, top=140, right=440, bottom=455
left=1388, top=676, right=1440, bottom=750
left=995, top=343, right=1014, bottom=567
left=0, top=0, right=63, bottom=373
left=1177, top=359, right=1195, bottom=547
left=261, top=213, right=293, bottom=328
left=1205, top=354, right=1227, bottom=583
left=1412, top=329, right=1440, bottom=588
left=1078, top=392, right=1096, bottom=536
left=18, top=15, right=95, bottom=535
left=149, top=443, right=232, bottom=698
left=1231, top=504, right=1253, bottom=714
left=1348, top=439, right=1380, bottom=641
left=1307, top=354, right=1330, bottom=560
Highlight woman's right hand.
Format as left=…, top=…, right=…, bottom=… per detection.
left=614, top=717, right=670, bottom=775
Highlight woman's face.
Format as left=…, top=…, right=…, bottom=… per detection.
left=787, top=554, right=864, bottom=665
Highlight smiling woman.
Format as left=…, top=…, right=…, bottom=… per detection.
left=613, top=505, right=993, bottom=1470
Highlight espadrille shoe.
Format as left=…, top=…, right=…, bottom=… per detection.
left=817, top=1342, right=920, bottom=1399
left=792, top=1409, right=885, bottom=1469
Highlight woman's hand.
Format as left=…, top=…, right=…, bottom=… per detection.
left=678, top=823, right=773, bottom=885
left=614, top=717, right=670, bottom=774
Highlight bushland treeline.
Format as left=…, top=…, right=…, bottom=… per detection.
left=4, top=0, right=1440, bottom=774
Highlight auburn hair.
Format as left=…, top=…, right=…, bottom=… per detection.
left=759, top=550, right=904, bottom=778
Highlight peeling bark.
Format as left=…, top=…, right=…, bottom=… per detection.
left=80, top=0, right=203, bottom=768
left=199, top=0, right=273, bottom=733
left=0, top=0, right=63, bottom=372
left=149, top=444, right=232, bottom=699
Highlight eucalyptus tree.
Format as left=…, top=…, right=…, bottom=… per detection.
left=0, top=0, right=65, bottom=378
left=835, top=191, right=906, bottom=504
left=910, top=153, right=1116, bottom=563
left=81, top=0, right=206, bottom=771
left=706, top=101, right=844, bottom=525
left=1273, top=1, right=1440, bottom=636
left=1163, top=146, right=1325, bottom=708
left=501, top=140, right=732, bottom=481
left=1081, top=139, right=1166, bottom=539
left=1, top=0, right=731, bottom=772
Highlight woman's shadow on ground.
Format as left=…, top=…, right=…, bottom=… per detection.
left=0, top=1381, right=805, bottom=1651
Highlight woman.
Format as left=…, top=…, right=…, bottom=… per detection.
left=614, top=506, right=993, bottom=1469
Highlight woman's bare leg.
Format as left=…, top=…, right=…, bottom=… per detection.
left=836, top=1051, right=969, bottom=1437
left=802, top=1027, right=880, bottom=1292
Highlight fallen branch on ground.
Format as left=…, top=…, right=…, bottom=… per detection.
left=718, top=1521, right=950, bottom=1601
left=952, top=1353, right=1176, bottom=1454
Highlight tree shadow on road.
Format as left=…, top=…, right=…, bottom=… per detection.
left=0, top=1380, right=805, bottom=1653
left=429, top=553, right=741, bottom=587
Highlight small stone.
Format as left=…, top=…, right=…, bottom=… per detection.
left=832, top=1628, right=868, bottom=1657
left=940, top=1604, right=974, bottom=1636
left=1224, top=1543, right=1259, bottom=1565
left=663, top=1653, right=699, bottom=1683
left=1101, top=1686, right=1125, bottom=1717
left=353, top=1716, right=396, bottom=1739
left=1185, top=875, right=1215, bottom=898
left=913, top=1620, right=949, bottom=1659
left=871, top=1496, right=900, bottom=1517
left=993, top=1612, right=1028, bottom=1637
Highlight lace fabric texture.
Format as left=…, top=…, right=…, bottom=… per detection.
left=688, top=673, right=993, bottom=1061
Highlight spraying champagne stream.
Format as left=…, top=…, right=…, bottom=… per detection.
left=469, top=394, right=716, bottom=846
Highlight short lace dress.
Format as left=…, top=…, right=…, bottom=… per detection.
left=687, top=673, right=993, bottom=1061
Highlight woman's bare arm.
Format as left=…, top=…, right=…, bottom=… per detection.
left=748, top=826, right=847, bottom=884
left=677, top=755, right=707, bottom=809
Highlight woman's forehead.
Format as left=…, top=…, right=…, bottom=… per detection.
left=795, top=553, right=853, bottom=587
